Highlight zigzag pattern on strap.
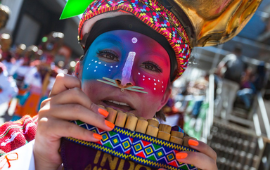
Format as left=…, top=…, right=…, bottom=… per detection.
left=67, top=121, right=198, bottom=170
left=66, top=137, right=129, bottom=159
left=129, top=155, right=190, bottom=170
left=113, top=127, right=134, bottom=137
left=133, top=133, right=195, bottom=151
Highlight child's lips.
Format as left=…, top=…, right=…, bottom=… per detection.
left=102, top=100, right=135, bottom=112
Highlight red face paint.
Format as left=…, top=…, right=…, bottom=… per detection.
left=82, top=30, right=171, bottom=118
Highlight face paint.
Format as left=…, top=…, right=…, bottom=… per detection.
left=82, top=30, right=170, bottom=97
left=121, top=52, right=136, bottom=86
left=81, top=30, right=170, bottom=118
left=82, top=30, right=170, bottom=95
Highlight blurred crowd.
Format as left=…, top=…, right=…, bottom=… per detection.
left=160, top=45, right=268, bottom=139
left=0, top=4, right=77, bottom=121
left=215, top=46, right=267, bottom=115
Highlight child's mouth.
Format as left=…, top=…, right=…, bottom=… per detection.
left=103, top=100, right=134, bottom=112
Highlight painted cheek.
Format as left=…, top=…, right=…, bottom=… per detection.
left=134, top=71, right=167, bottom=96
left=82, top=58, right=120, bottom=82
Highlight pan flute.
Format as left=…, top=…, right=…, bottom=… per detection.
left=60, top=107, right=198, bottom=170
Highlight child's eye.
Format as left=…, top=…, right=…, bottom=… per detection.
left=141, top=61, right=162, bottom=73
left=97, top=50, right=119, bottom=61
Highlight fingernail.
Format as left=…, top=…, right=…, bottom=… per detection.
left=105, top=120, right=115, bottom=129
left=98, top=108, right=109, bottom=117
left=176, top=152, right=188, bottom=159
left=93, top=133, right=102, bottom=140
left=188, top=139, right=199, bottom=146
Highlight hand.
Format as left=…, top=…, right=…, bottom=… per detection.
left=176, top=139, right=217, bottom=170
left=33, top=73, right=114, bottom=170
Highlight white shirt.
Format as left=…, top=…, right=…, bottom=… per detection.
left=2, top=61, right=14, bottom=76
left=0, top=70, right=18, bottom=104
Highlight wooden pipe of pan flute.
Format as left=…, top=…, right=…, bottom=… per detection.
left=157, top=131, right=170, bottom=141
left=115, top=110, right=127, bottom=128
left=171, top=131, right=184, bottom=138
left=126, top=112, right=134, bottom=116
left=170, top=136, right=183, bottom=145
left=183, top=136, right=197, bottom=147
left=125, top=115, right=138, bottom=131
left=106, top=107, right=117, bottom=123
left=146, top=125, right=159, bottom=137
left=135, top=118, right=148, bottom=133
left=158, top=124, right=172, bottom=133
left=147, top=118, right=159, bottom=127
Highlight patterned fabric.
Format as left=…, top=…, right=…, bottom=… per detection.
left=78, top=0, right=191, bottom=79
left=0, top=116, right=38, bottom=156
left=62, top=120, right=198, bottom=170
left=131, top=133, right=197, bottom=170
left=67, top=120, right=134, bottom=159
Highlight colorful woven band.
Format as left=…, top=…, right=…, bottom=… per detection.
left=62, top=120, right=198, bottom=170
left=78, top=0, right=191, bottom=79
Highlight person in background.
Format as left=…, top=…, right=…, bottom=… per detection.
left=11, top=47, right=34, bottom=116
left=0, top=4, right=10, bottom=31
left=236, top=68, right=256, bottom=110
left=40, top=32, right=64, bottom=65
left=1, top=51, right=13, bottom=75
left=13, top=61, right=51, bottom=120
left=13, top=44, right=26, bottom=63
left=0, top=33, right=12, bottom=62
left=217, top=46, right=247, bottom=85
left=0, top=62, right=18, bottom=105
left=253, top=62, right=267, bottom=92
left=216, top=46, right=247, bottom=117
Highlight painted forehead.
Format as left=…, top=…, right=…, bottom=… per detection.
left=91, top=30, right=169, bottom=64
left=82, top=30, right=171, bottom=95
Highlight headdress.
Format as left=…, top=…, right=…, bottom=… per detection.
left=60, top=0, right=262, bottom=79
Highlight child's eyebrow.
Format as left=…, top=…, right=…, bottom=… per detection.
left=95, top=35, right=122, bottom=47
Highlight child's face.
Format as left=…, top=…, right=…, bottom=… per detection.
left=80, top=30, right=171, bottom=118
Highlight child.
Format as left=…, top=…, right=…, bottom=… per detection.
left=0, top=0, right=261, bottom=169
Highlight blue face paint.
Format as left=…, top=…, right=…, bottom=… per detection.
left=80, top=30, right=171, bottom=118
left=81, top=30, right=170, bottom=96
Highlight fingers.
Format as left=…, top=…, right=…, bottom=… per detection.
left=38, top=117, right=102, bottom=142
left=175, top=139, right=218, bottom=170
left=176, top=151, right=217, bottom=170
left=42, top=87, right=107, bottom=117
left=48, top=87, right=93, bottom=110
left=39, top=104, right=113, bottom=131
left=50, top=73, right=81, bottom=97
left=188, top=139, right=217, bottom=161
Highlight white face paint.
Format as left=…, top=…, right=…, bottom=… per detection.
left=132, top=37, right=138, bottom=44
left=121, top=51, right=136, bottom=86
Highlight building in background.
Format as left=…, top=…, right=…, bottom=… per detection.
left=1, top=0, right=82, bottom=60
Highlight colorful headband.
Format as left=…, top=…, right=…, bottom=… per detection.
left=61, top=0, right=261, bottom=78
left=61, top=0, right=191, bottom=79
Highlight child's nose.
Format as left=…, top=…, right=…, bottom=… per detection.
left=113, top=52, right=136, bottom=89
